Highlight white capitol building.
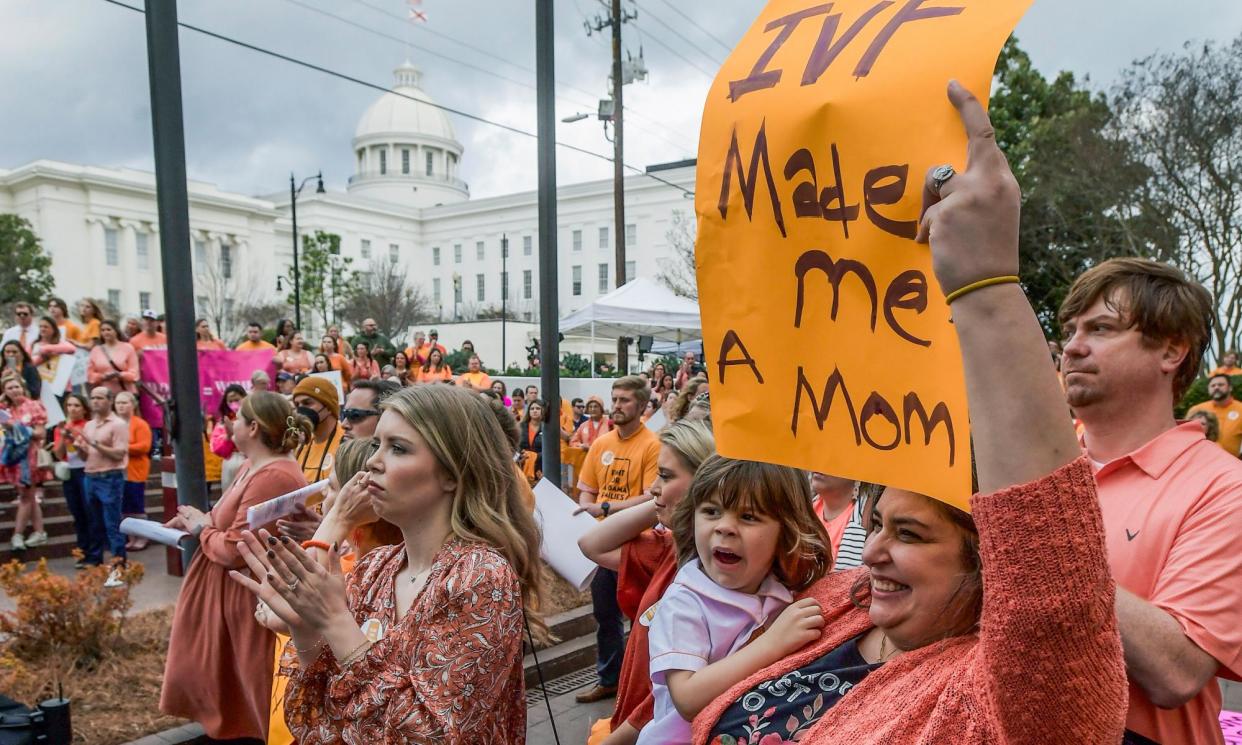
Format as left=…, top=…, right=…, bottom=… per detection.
left=0, top=61, right=695, bottom=352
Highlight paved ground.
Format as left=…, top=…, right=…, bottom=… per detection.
left=527, top=684, right=617, bottom=744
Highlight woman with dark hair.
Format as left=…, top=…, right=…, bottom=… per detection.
left=391, top=351, right=412, bottom=386
left=519, top=398, right=546, bottom=484
left=490, top=379, right=511, bottom=407
left=160, top=392, right=312, bottom=741
left=2, top=341, right=42, bottom=401
left=76, top=299, right=103, bottom=347
left=86, top=320, right=138, bottom=395
left=415, top=347, right=452, bottom=384
left=691, top=83, right=1126, bottom=745
left=210, top=384, right=249, bottom=492
left=274, top=319, right=296, bottom=350
left=275, top=333, right=313, bottom=376
left=350, top=343, right=379, bottom=382
left=195, top=318, right=227, bottom=350
left=47, top=299, right=81, bottom=348
left=31, top=316, right=76, bottom=401
left=311, top=354, right=333, bottom=375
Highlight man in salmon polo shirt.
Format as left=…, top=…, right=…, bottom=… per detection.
left=1059, top=257, right=1242, bottom=745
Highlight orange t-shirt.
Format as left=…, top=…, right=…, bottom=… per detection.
left=126, top=415, right=152, bottom=482
left=234, top=339, right=276, bottom=352
left=577, top=426, right=660, bottom=503
left=130, top=332, right=167, bottom=353
left=1188, top=398, right=1242, bottom=457
left=455, top=370, right=492, bottom=390
left=1088, top=422, right=1242, bottom=745
left=1210, top=366, right=1242, bottom=377
left=415, top=366, right=452, bottom=384
left=195, top=339, right=226, bottom=350
left=813, top=496, right=855, bottom=559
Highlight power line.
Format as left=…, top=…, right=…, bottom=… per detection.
left=630, top=16, right=717, bottom=80
left=649, top=0, right=735, bottom=56
left=281, top=0, right=697, bottom=154
left=631, top=1, right=724, bottom=68
left=99, top=0, right=694, bottom=197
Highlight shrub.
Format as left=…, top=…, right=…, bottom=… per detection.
left=0, top=556, right=144, bottom=667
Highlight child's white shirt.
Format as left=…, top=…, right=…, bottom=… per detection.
left=636, top=558, right=793, bottom=745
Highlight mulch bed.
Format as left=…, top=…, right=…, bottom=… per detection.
left=5, top=561, right=591, bottom=744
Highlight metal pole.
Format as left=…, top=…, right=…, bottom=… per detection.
left=611, top=0, right=628, bottom=373
left=289, top=174, right=302, bottom=329
left=536, top=0, right=561, bottom=484
left=142, top=0, right=208, bottom=564
left=501, top=233, right=508, bottom=370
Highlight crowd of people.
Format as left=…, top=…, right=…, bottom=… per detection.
left=9, top=86, right=1242, bottom=745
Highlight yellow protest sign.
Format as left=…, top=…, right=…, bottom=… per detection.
left=695, top=0, right=1032, bottom=510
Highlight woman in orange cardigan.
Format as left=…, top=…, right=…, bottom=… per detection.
left=86, top=320, right=139, bottom=395
left=691, top=83, right=1127, bottom=745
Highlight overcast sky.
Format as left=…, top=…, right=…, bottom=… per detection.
left=2, top=0, right=1239, bottom=200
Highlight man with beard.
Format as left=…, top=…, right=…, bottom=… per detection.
left=574, top=375, right=660, bottom=704
left=1188, top=374, right=1242, bottom=457
left=1059, top=258, right=1242, bottom=745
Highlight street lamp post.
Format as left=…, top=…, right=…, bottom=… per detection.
left=501, top=233, right=508, bottom=370
left=288, top=171, right=325, bottom=330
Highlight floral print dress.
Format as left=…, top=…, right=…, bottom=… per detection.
left=285, top=538, right=527, bottom=744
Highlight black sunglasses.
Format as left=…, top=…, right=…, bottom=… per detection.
left=341, top=407, right=380, bottom=423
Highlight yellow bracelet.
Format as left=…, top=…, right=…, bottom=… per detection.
left=944, top=275, right=1021, bottom=305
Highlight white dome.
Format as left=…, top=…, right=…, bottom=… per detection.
left=354, top=63, right=457, bottom=143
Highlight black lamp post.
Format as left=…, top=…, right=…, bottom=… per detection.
left=288, top=171, right=325, bottom=329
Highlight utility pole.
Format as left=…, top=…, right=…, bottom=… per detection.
left=587, top=0, right=639, bottom=371
left=141, top=0, right=208, bottom=569
left=536, top=0, right=562, bottom=491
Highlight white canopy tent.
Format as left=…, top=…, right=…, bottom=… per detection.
left=558, top=278, right=701, bottom=374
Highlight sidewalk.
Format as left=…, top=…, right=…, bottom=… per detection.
left=527, top=677, right=617, bottom=744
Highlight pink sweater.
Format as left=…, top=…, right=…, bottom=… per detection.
left=692, top=458, right=1127, bottom=745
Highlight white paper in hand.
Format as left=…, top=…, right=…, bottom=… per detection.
left=247, top=479, right=330, bottom=530
left=120, top=518, right=189, bottom=548
left=644, top=407, right=668, bottom=433
left=532, top=478, right=599, bottom=591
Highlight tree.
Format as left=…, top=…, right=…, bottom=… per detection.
left=990, top=38, right=1179, bottom=334
left=194, top=240, right=268, bottom=342
left=339, top=256, right=431, bottom=340
left=656, top=209, right=698, bottom=300
left=0, top=215, right=55, bottom=308
left=1114, top=37, right=1242, bottom=361
left=290, top=231, right=356, bottom=335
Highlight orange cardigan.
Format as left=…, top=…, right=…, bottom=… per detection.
left=692, top=458, right=1127, bottom=745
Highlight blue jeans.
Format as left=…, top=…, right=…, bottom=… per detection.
left=62, top=467, right=102, bottom=564
left=84, top=470, right=125, bottom=563
left=590, top=568, right=624, bottom=687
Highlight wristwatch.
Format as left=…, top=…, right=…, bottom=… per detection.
left=600, top=501, right=612, bottom=517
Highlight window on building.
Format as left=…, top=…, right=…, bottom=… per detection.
left=599, top=226, right=609, bottom=250
left=454, top=244, right=462, bottom=263
left=139, top=292, right=151, bottom=312
left=379, top=149, right=387, bottom=175
left=523, top=311, right=533, bottom=322
left=220, top=242, right=232, bottom=279
left=224, top=299, right=234, bottom=321
left=433, top=277, right=441, bottom=303
left=109, top=289, right=122, bottom=311
left=572, top=265, right=582, bottom=296
left=572, top=230, right=582, bottom=252
left=476, top=241, right=485, bottom=261
left=194, top=239, right=206, bottom=272
left=625, top=224, right=637, bottom=247
left=502, top=237, right=510, bottom=259
left=104, top=228, right=119, bottom=266
left=432, top=246, right=440, bottom=266
left=389, top=243, right=399, bottom=262
left=523, top=235, right=532, bottom=256
left=135, top=232, right=149, bottom=270
left=476, top=273, right=485, bottom=302
left=523, top=270, right=532, bottom=300
left=625, top=260, right=636, bottom=283
left=402, top=148, right=410, bottom=175
left=361, top=239, right=372, bottom=260
left=598, top=263, right=610, bottom=292
left=426, top=151, right=434, bottom=176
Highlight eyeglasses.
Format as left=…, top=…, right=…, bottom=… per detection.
left=15, top=312, right=29, bottom=317
left=341, top=407, right=380, bottom=423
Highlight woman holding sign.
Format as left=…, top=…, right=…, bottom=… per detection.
left=160, top=392, right=312, bottom=741
left=691, top=84, right=1127, bottom=745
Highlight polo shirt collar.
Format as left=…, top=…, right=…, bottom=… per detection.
left=679, top=558, right=793, bottom=614
left=1084, top=421, right=1204, bottom=480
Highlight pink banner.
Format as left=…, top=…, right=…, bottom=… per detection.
left=138, top=349, right=278, bottom=428
left=1222, top=710, right=1242, bottom=745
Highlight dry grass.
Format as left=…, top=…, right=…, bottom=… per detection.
left=5, top=607, right=187, bottom=745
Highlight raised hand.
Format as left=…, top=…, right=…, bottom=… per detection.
left=228, top=530, right=305, bottom=634
left=761, top=598, right=825, bottom=658
left=916, top=80, right=1021, bottom=298
left=325, top=472, right=379, bottom=532
left=257, top=529, right=351, bottom=634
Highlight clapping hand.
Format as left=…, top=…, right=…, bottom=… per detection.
left=228, top=529, right=350, bottom=635
left=277, top=503, right=322, bottom=542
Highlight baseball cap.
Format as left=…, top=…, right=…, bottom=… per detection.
left=276, top=371, right=294, bottom=382
left=141, top=309, right=158, bottom=320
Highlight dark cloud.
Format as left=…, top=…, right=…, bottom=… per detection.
left=1, top=0, right=1237, bottom=200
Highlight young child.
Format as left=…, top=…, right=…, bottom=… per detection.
left=637, top=455, right=832, bottom=745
